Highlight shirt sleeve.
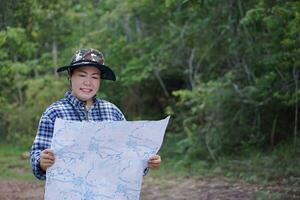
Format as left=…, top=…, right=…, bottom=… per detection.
left=113, top=105, right=126, bottom=121
left=119, top=111, right=126, bottom=121
left=30, top=114, right=54, bottom=180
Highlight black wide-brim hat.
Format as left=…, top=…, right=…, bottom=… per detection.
left=57, top=48, right=116, bottom=81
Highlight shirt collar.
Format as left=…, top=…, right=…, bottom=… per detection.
left=65, top=91, right=85, bottom=108
left=64, top=91, right=98, bottom=108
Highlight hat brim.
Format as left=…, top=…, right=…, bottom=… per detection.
left=57, top=62, right=116, bottom=81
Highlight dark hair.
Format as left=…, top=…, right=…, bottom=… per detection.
left=68, top=69, right=74, bottom=76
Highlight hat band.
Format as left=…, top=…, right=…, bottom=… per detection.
left=71, top=60, right=100, bottom=65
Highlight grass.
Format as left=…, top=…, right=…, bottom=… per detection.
left=153, top=142, right=300, bottom=185
left=0, top=141, right=299, bottom=199
left=148, top=141, right=300, bottom=199
left=254, top=191, right=282, bottom=200
left=0, top=142, right=36, bottom=181
left=2, top=141, right=299, bottom=184
left=217, top=144, right=300, bottom=185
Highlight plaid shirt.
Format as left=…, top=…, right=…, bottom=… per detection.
left=30, top=91, right=125, bottom=180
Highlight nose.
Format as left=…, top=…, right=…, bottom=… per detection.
left=83, top=77, right=92, bottom=86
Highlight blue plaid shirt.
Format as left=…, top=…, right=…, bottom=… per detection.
left=30, top=91, right=126, bottom=180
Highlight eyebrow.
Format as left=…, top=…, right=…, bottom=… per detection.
left=78, top=70, right=100, bottom=76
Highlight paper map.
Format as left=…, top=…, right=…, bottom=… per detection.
left=45, top=116, right=170, bottom=200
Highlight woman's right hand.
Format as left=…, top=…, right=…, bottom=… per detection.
left=40, top=149, right=55, bottom=172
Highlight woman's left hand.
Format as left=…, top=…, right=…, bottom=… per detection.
left=148, top=155, right=161, bottom=169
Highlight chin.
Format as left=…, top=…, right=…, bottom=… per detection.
left=72, top=90, right=96, bottom=101
left=76, top=93, right=93, bottom=101
left=80, top=94, right=94, bottom=101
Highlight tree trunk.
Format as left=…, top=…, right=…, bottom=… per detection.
left=293, top=66, right=299, bottom=148
left=52, top=40, right=58, bottom=76
left=154, top=67, right=169, bottom=98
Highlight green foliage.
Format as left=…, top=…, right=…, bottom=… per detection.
left=4, top=76, right=67, bottom=146
left=164, top=0, right=300, bottom=162
left=171, top=73, right=258, bottom=160
left=0, top=1, right=299, bottom=185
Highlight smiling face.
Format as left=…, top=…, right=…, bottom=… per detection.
left=70, top=66, right=101, bottom=105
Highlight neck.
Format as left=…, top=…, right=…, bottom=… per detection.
left=86, top=99, right=93, bottom=109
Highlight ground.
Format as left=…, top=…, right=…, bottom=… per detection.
left=0, top=176, right=299, bottom=200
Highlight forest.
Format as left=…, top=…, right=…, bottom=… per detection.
left=0, top=0, right=299, bottom=190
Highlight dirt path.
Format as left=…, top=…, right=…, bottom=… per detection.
left=0, top=176, right=299, bottom=200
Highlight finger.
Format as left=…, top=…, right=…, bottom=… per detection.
left=41, top=156, right=55, bottom=162
left=149, top=155, right=161, bottom=161
left=149, top=162, right=160, bottom=167
left=148, top=162, right=160, bottom=168
left=148, top=159, right=161, bottom=164
left=149, top=158, right=161, bottom=164
left=149, top=154, right=160, bottom=159
left=41, top=154, right=55, bottom=161
left=149, top=163, right=160, bottom=169
left=148, top=157, right=161, bottom=162
left=41, top=160, right=55, bottom=166
left=43, top=149, right=54, bottom=156
left=41, top=153, right=55, bottom=159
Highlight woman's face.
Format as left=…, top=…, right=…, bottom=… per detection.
left=70, top=66, right=101, bottom=102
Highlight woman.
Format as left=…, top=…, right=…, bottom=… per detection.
left=30, top=48, right=161, bottom=180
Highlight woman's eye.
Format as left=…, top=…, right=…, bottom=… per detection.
left=92, top=76, right=99, bottom=79
left=79, top=74, right=86, bottom=77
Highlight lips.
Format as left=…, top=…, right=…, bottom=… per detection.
left=80, top=88, right=93, bottom=93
